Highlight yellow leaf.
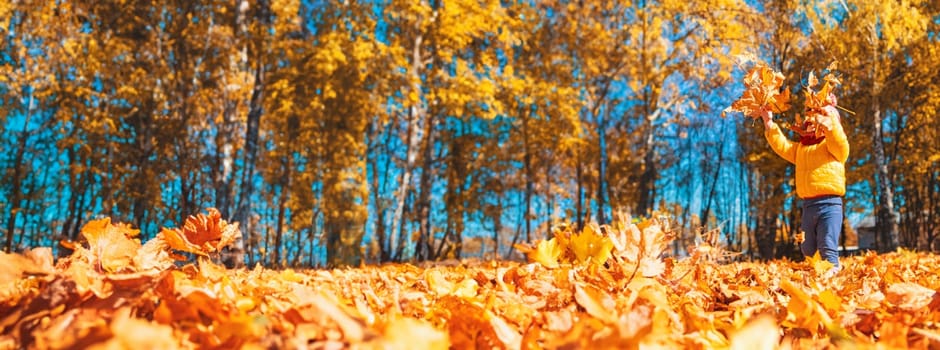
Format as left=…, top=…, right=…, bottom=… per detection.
left=381, top=316, right=450, bottom=350
left=806, top=252, right=834, bottom=275
left=818, top=290, right=843, bottom=314
left=569, top=224, right=613, bottom=265
left=730, top=314, right=779, bottom=350
left=530, top=238, right=563, bottom=268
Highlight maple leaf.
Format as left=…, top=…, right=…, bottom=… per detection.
left=133, top=238, right=177, bottom=273
left=159, top=208, right=241, bottom=256
left=528, top=237, right=563, bottom=268
left=794, top=231, right=805, bottom=245
left=80, top=218, right=142, bottom=273
left=426, top=269, right=479, bottom=299
left=569, top=224, right=613, bottom=265
left=609, top=218, right=669, bottom=277
left=779, top=279, right=848, bottom=338
left=95, top=308, right=180, bottom=349
left=797, top=63, right=847, bottom=136
left=723, top=63, right=791, bottom=118
left=805, top=252, right=834, bottom=276
left=486, top=310, right=522, bottom=350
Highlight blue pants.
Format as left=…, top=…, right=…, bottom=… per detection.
left=801, top=196, right=843, bottom=267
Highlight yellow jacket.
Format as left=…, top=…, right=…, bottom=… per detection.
left=764, top=118, right=849, bottom=199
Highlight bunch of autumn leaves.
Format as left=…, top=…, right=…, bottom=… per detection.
left=722, top=60, right=843, bottom=136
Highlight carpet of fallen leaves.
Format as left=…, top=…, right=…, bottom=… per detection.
left=3, top=209, right=940, bottom=349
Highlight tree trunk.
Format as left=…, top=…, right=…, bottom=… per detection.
left=5, top=95, right=32, bottom=252
left=576, top=150, right=585, bottom=230
left=415, top=116, right=435, bottom=261
left=229, top=64, right=263, bottom=267
left=323, top=140, right=368, bottom=267
left=227, top=0, right=271, bottom=267
left=367, top=119, right=390, bottom=261
left=871, top=106, right=900, bottom=251
left=596, top=110, right=607, bottom=224
left=701, top=139, right=724, bottom=225
left=274, top=188, right=286, bottom=267
left=866, top=23, right=900, bottom=252
left=636, top=129, right=657, bottom=217
left=492, top=196, right=503, bottom=259
left=390, top=34, right=426, bottom=261
left=274, top=155, right=291, bottom=267
left=523, top=115, right=534, bottom=242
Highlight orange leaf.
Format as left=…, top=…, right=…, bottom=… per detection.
left=886, top=282, right=935, bottom=311
left=134, top=238, right=177, bottom=273
left=97, top=308, right=180, bottom=349
left=574, top=282, right=616, bottom=324
left=159, top=208, right=240, bottom=256
left=724, top=63, right=791, bottom=118
left=80, top=218, right=141, bottom=273
left=0, top=248, right=54, bottom=285
left=486, top=311, right=522, bottom=349
left=380, top=316, right=450, bottom=350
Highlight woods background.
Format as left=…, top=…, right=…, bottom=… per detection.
left=1, top=0, right=938, bottom=267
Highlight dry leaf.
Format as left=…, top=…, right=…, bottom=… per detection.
left=2, top=211, right=939, bottom=349
left=159, top=208, right=241, bottom=256
left=569, top=224, right=614, bottom=265
left=532, top=238, right=563, bottom=269
left=729, top=314, right=779, bottom=350
left=574, top=282, right=617, bottom=324
left=723, top=63, right=791, bottom=118
left=886, top=282, right=936, bottom=311
left=80, top=218, right=142, bottom=273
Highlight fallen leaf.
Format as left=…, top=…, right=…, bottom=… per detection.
left=730, top=314, right=778, bottom=350
left=159, top=208, right=240, bottom=256
left=80, top=218, right=141, bottom=273
left=574, top=282, right=616, bottom=324
left=569, top=224, right=614, bottom=265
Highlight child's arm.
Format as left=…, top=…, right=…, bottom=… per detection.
left=760, top=109, right=797, bottom=164
left=819, top=106, right=849, bottom=162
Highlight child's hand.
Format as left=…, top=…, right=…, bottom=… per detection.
left=758, top=106, right=774, bottom=129
left=816, top=105, right=839, bottom=132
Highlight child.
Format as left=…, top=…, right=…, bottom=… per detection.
left=758, top=98, right=849, bottom=276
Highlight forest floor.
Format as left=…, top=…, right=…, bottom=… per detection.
left=2, top=213, right=939, bottom=349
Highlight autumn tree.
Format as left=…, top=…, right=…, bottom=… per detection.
left=1, top=0, right=81, bottom=252
left=801, top=0, right=934, bottom=251
left=884, top=3, right=940, bottom=250
left=494, top=1, right=583, bottom=251
left=735, top=0, right=810, bottom=260
left=299, top=1, right=384, bottom=267
left=617, top=0, right=757, bottom=220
